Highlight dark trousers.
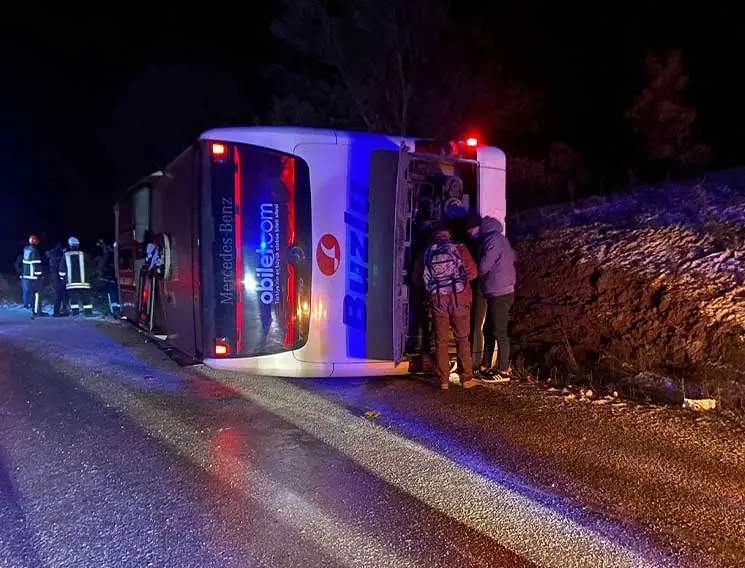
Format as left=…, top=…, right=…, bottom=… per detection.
left=53, top=281, right=68, bottom=316
left=21, top=279, right=41, bottom=313
left=408, top=288, right=431, bottom=353
left=21, top=278, right=31, bottom=307
left=482, top=293, right=514, bottom=372
left=469, top=284, right=486, bottom=371
left=68, top=288, right=93, bottom=316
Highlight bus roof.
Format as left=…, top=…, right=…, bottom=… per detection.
left=200, top=126, right=506, bottom=169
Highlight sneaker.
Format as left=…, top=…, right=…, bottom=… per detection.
left=462, top=379, right=478, bottom=389
left=480, top=370, right=511, bottom=384
left=474, top=368, right=493, bottom=379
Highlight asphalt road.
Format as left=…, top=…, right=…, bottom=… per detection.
left=0, top=308, right=742, bottom=567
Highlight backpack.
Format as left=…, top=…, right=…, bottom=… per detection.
left=423, top=240, right=468, bottom=296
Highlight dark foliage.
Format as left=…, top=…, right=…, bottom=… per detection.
left=625, top=48, right=712, bottom=178
left=268, top=0, right=541, bottom=140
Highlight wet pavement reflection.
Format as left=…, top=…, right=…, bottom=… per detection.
left=0, top=311, right=694, bottom=567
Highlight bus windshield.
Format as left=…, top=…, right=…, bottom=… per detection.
left=204, top=141, right=312, bottom=358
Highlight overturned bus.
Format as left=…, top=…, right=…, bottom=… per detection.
left=114, top=126, right=507, bottom=377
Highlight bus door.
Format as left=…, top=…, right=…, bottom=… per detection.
left=392, top=149, right=470, bottom=366
left=392, top=146, right=412, bottom=366
left=392, top=148, right=448, bottom=365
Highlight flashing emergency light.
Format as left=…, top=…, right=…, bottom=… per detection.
left=211, top=143, right=227, bottom=157
left=413, top=137, right=481, bottom=159
left=214, top=339, right=229, bottom=356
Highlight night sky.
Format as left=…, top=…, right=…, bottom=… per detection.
left=1, top=2, right=742, bottom=269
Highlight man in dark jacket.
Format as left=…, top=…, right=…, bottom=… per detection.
left=46, top=243, right=68, bottom=316
left=466, top=214, right=516, bottom=382
left=15, top=235, right=44, bottom=315
left=59, top=237, right=94, bottom=317
left=96, top=239, right=120, bottom=316
left=456, top=212, right=487, bottom=372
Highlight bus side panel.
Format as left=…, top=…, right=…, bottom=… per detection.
left=478, top=164, right=507, bottom=232
left=290, top=143, right=347, bottom=364
left=151, top=146, right=199, bottom=357
left=292, top=139, right=400, bottom=365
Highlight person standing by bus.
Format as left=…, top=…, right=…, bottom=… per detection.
left=413, top=223, right=478, bottom=390
left=46, top=242, right=68, bottom=317
left=15, top=235, right=44, bottom=315
left=465, top=214, right=516, bottom=382
left=96, top=239, right=121, bottom=316
left=451, top=211, right=486, bottom=374
left=59, top=237, right=94, bottom=317
left=138, top=232, right=161, bottom=326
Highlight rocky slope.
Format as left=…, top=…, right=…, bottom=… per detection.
left=509, top=169, right=745, bottom=409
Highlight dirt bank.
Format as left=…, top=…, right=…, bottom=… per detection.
left=509, top=169, right=745, bottom=409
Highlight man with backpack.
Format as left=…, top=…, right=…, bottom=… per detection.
left=413, top=223, right=478, bottom=390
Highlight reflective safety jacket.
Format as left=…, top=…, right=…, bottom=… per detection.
left=18, top=245, right=43, bottom=280
left=59, top=248, right=92, bottom=290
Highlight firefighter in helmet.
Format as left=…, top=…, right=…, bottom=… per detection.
left=58, top=237, right=94, bottom=317
left=14, top=234, right=44, bottom=315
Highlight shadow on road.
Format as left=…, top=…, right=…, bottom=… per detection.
left=0, top=444, right=45, bottom=568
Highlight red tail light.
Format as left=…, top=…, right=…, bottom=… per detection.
left=139, top=286, right=149, bottom=321
left=214, top=339, right=229, bottom=356
left=233, top=147, right=243, bottom=349
left=414, top=140, right=448, bottom=155
left=211, top=143, right=226, bottom=157
left=281, top=156, right=296, bottom=246
left=407, top=358, right=434, bottom=373
left=414, top=138, right=481, bottom=159
left=281, top=156, right=297, bottom=349
left=456, top=138, right=478, bottom=160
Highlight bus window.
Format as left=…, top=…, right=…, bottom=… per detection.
left=206, top=142, right=312, bottom=358
left=132, top=187, right=150, bottom=243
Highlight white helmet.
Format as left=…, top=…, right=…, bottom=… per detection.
left=68, top=237, right=80, bottom=247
